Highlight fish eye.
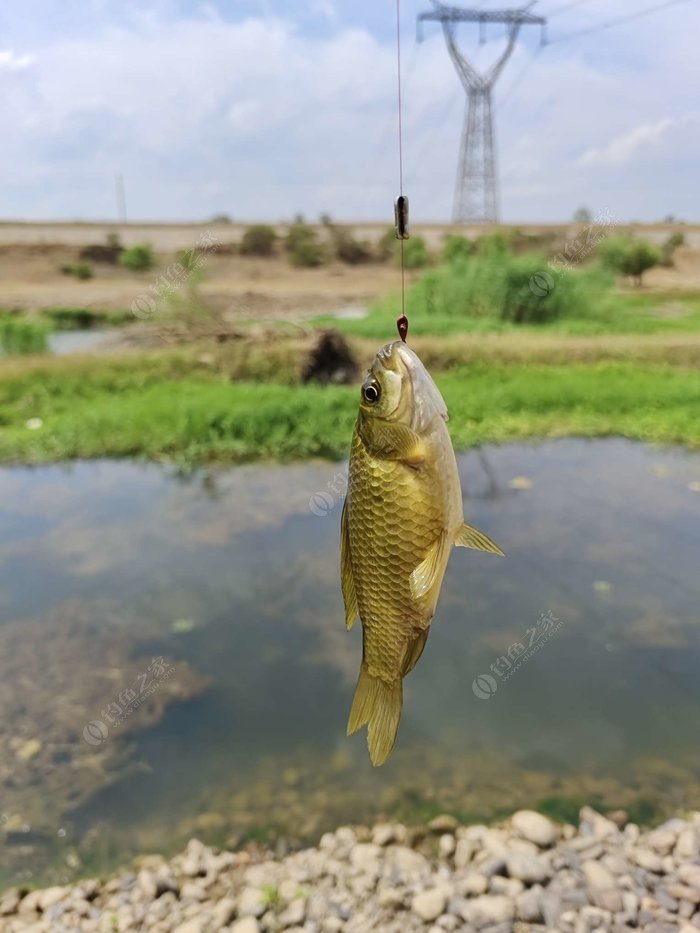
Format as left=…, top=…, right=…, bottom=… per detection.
left=363, top=381, right=380, bottom=404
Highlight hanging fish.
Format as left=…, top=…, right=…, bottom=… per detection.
left=341, top=340, right=504, bottom=766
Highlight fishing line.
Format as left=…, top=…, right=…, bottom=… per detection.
left=394, top=0, right=409, bottom=342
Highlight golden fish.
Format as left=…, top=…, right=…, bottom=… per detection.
left=341, top=340, right=504, bottom=766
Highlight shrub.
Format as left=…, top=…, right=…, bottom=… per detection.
left=660, top=231, right=685, bottom=267
left=475, top=232, right=509, bottom=256
left=401, top=235, right=430, bottom=269
left=60, top=262, right=93, bottom=280
left=44, top=307, right=96, bottom=329
left=285, top=223, right=325, bottom=267
left=442, top=234, right=475, bottom=264
left=209, top=213, right=232, bottom=224
left=573, top=207, right=592, bottom=223
left=80, top=243, right=122, bottom=264
left=408, top=252, right=593, bottom=324
left=178, top=248, right=201, bottom=272
left=376, top=228, right=397, bottom=262
left=239, top=225, right=277, bottom=257
left=0, top=315, right=48, bottom=355
left=600, top=236, right=660, bottom=286
left=333, top=230, right=372, bottom=265
left=500, top=255, right=589, bottom=324
left=119, top=244, right=154, bottom=272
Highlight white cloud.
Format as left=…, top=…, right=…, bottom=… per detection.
left=0, top=49, right=36, bottom=71
left=1, top=1, right=700, bottom=222
left=578, top=118, right=676, bottom=166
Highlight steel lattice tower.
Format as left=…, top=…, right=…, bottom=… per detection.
left=418, top=3, right=546, bottom=223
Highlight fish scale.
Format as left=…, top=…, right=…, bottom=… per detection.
left=341, top=340, right=503, bottom=766
left=347, top=430, right=445, bottom=677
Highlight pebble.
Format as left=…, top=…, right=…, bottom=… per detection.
left=231, top=920, right=261, bottom=933
left=462, top=893, right=515, bottom=926
left=438, top=833, right=456, bottom=858
left=411, top=887, right=448, bottom=921
left=278, top=897, right=306, bottom=926
left=2, top=810, right=700, bottom=933
left=237, top=886, right=267, bottom=918
left=511, top=809, right=558, bottom=847
left=505, top=851, right=551, bottom=885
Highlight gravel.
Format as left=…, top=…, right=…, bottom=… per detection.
left=1, top=807, right=699, bottom=931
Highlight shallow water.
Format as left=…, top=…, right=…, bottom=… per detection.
left=0, top=439, right=699, bottom=884
left=47, top=329, right=113, bottom=355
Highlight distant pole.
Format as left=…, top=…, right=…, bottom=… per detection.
left=418, top=2, right=546, bottom=223
left=115, top=173, right=127, bottom=224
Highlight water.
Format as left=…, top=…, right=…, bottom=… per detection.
left=0, top=439, right=699, bottom=884
left=48, top=329, right=113, bottom=355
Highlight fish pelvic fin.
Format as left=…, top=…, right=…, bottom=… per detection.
left=346, top=663, right=403, bottom=767
left=455, top=522, right=505, bottom=557
left=402, top=628, right=430, bottom=677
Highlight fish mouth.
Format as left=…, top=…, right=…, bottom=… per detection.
left=393, top=342, right=448, bottom=431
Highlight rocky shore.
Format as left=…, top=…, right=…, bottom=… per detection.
left=1, top=807, right=699, bottom=932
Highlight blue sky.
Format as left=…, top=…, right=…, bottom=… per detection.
left=1, top=0, right=698, bottom=222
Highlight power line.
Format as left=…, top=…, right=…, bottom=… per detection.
left=551, top=0, right=694, bottom=43
left=499, top=44, right=542, bottom=109
left=547, top=0, right=597, bottom=17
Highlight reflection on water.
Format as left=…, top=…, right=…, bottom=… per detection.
left=0, top=440, right=698, bottom=884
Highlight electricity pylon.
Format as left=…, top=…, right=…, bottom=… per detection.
left=418, top=2, right=546, bottom=223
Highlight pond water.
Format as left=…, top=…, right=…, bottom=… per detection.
left=0, top=439, right=699, bottom=885
left=47, top=329, right=114, bottom=355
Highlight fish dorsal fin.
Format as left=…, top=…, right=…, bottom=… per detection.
left=455, top=522, right=505, bottom=557
left=340, top=500, right=358, bottom=629
left=409, top=530, right=449, bottom=601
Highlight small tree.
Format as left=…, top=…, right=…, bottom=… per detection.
left=332, top=230, right=372, bottom=264
left=239, top=225, right=277, bottom=257
left=442, top=234, right=475, bottom=264
left=660, top=231, right=685, bottom=268
left=600, top=236, right=660, bottom=286
left=573, top=207, right=592, bottom=224
left=376, top=228, right=397, bottom=262
left=285, top=223, right=325, bottom=267
left=401, top=236, right=430, bottom=269
left=119, top=244, right=154, bottom=272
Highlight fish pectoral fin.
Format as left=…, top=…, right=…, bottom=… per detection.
left=359, top=416, right=426, bottom=466
left=455, top=522, right=505, bottom=557
left=340, top=499, right=358, bottom=629
left=409, top=531, right=449, bottom=600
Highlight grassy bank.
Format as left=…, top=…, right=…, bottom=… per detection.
left=1, top=352, right=698, bottom=464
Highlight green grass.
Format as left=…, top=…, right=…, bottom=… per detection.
left=318, top=288, right=700, bottom=339
left=0, top=356, right=697, bottom=464
left=0, top=317, right=49, bottom=355
left=40, top=307, right=133, bottom=330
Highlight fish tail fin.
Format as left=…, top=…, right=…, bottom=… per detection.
left=347, top=663, right=403, bottom=767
